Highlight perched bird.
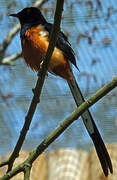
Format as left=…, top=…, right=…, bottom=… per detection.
left=10, top=7, right=113, bottom=176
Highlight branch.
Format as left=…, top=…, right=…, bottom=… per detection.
left=34, top=0, right=49, bottom=7
left=0, top=0, right=49, bottom=62
left=0, top=164, right=24, bottom=180
left=25, top=76, right=117, bottom=164
left=1, top=76, right=117, bottom=180
left=23, top=163, right=31, bottom=180
left=0, top=0, right=64, bottom=173
left=0, top=24, right=20, bottom=61
left=0, top=51, right=22, bottom=65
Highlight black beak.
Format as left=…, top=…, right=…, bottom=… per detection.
left=9, top=13, right=18, bottom=17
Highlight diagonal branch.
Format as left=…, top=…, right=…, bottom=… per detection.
left=0, top=51, right=22, bottom=65
left=0, top=23, right=20, bottom=61
left=26, top=76, right=117, bottom=164
left=1, top=76, right=117, bottom=180
left=0, top=0, right=64, bottom=173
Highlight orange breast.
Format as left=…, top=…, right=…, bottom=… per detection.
left=21, top=25, right=72, bottom=80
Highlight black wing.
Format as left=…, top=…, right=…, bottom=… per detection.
left=45, top=23, right=78, bottom=69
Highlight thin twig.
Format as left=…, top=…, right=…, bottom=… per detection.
left=0, top=24, right=20, bottom=61
left=34, top=0, right=49, bottom=7
left=0, top=51, right=22, bottom=65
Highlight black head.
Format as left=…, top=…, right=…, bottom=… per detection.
left=10, top=7, right=47, bottom=25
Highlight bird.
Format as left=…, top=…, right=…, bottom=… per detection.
left=10, top=7, right=113, bottom=176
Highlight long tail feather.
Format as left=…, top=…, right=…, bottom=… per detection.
left=67, top=73, right=113, bottom=176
